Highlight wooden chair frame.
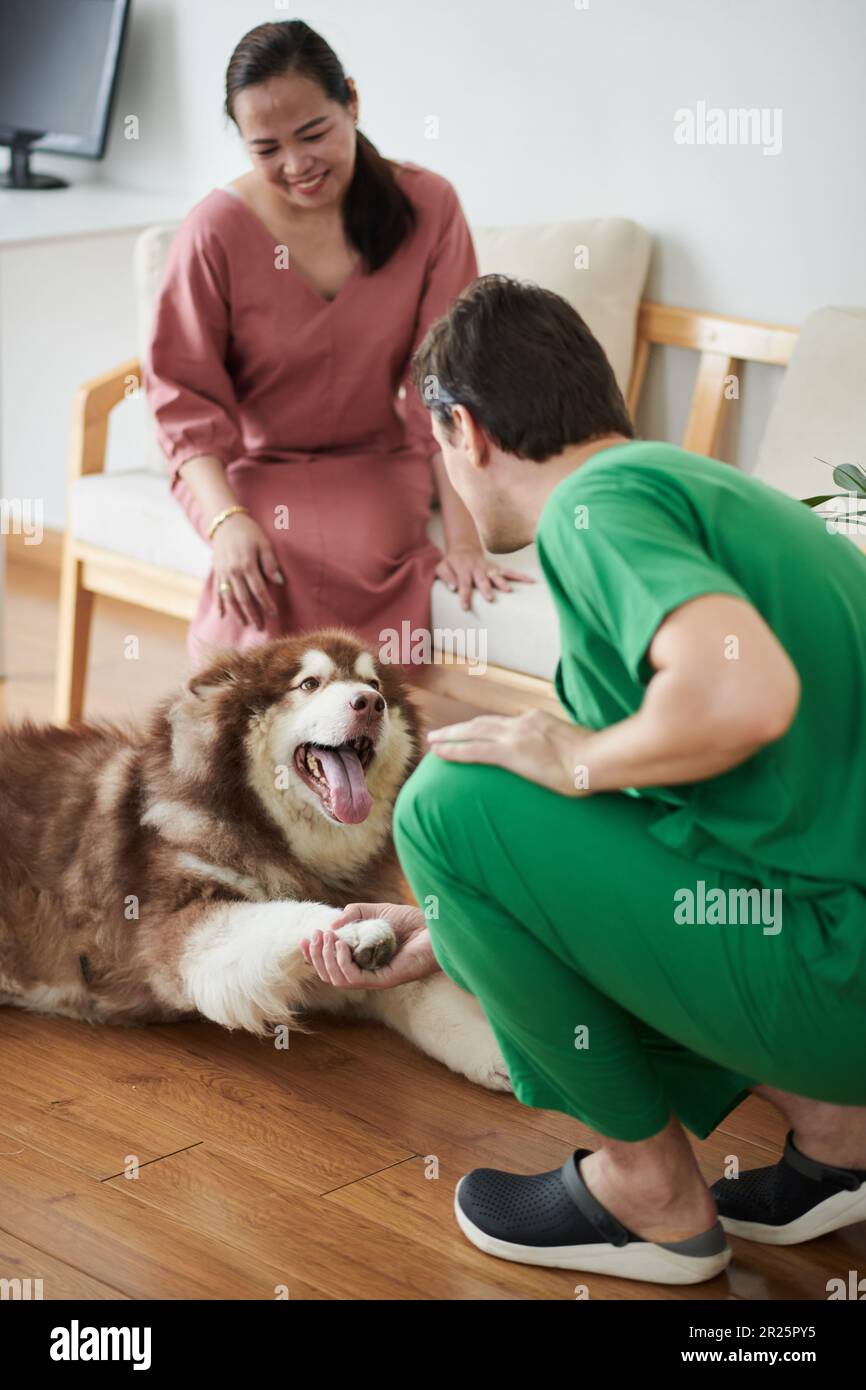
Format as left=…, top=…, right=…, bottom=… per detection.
left=53, top=303, right=799, bottom=724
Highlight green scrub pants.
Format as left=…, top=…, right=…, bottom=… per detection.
left=392, top=754, right=866, bottom=1142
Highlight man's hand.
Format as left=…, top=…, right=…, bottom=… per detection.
left=427, top=708, right=591, bottom=796
left=300, top=902, right=440, bottom=989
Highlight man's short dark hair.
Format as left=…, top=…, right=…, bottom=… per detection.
left=411, top=274, right=634, bottom=462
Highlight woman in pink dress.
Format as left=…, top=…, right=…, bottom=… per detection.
left=144, top=19, right=532, bottom=672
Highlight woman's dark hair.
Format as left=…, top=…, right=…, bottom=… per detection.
left=225, top=20, right=416, bottom=273
left=411, top=274, right=634, bottom=461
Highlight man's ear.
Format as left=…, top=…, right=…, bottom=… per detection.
left=451, top=403, right=488, bottom=468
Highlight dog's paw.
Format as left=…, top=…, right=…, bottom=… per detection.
left=467, top=1050, right=514, bottom=1094
left=334, top=917, right=398, bottom=971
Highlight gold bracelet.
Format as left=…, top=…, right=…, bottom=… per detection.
left=207, top=504, right=249, bottom=541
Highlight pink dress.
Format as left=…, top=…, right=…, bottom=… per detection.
left=143, top=163, right=479, bottom=671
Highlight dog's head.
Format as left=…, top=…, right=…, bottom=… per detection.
left=170, top=629, right=423, bottom=831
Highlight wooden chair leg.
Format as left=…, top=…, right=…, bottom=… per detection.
left=54, top=541, right=94, bottom=725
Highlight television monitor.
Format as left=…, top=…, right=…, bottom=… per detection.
left=0, top=0, right=131, bottom=190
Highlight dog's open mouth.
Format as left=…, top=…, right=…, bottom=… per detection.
left=293, top=736, right=375, bottom=824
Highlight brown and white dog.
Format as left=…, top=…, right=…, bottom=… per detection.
left=0, top=629, right=510, bottom=1091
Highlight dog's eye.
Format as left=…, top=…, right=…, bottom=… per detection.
left=367, top=679, right=381, bottom=691
left=299, top=677, right=320, bottom=692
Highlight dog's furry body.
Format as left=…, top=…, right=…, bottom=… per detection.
left=0, top=630, right=509, bottom=1091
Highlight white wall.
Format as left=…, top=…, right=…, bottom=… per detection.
left=96, top=0, right=866, bottom=318
left=3, top=0, right=866, bottom=527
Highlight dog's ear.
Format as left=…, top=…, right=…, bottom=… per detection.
left=167, top=661, right=241, bottom=780
left=185, top=649, right=241, bottom=701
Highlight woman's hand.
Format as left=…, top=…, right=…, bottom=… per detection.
left=436, top=543, right=535, bottom=612
left=427, top=708, right=594, bottom=797
left=212, top=512, right=286, bottom=630
left=300, top=902, right=440, bottom=989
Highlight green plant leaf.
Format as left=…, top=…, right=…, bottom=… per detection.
left=832, top=463, right=866, bottom=497
left=801, top=494, right=837, bottom=507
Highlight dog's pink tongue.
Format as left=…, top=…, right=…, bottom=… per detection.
left=316, top=746, right=372, bottom=824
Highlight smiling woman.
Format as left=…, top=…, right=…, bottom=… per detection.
left=222, top=19, right=417, bottom=275
left=142, top=20, right=529, bottom=674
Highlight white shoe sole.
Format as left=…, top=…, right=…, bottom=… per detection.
left=454, top=1179, right=732, bottom=1285
left=720, top=1181, right=866, bottom=1245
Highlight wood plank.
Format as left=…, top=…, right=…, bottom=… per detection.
left=0, top=1228, right=128, bottom=1300
left=715, top=1092, right=789, bottom=1155
left=327, top=1128, right=866, bottom=1302
left=0, top=1144, right=326, bottom=1300
left=324, top=1149, right=724, bottom=1302
left=0, top=1054, right=200, bottom=1181
left=104, top=1143, right=520, bottom=1301
left=5, top=526, right=62, bottom=571
left=281, top=1011, right=793, bottom=1156
left=0, top=1009, right=414, bottom=1196
left=154, top=1014, right=590, bottom=1169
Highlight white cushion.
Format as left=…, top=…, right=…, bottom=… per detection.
left=427, top=511, right=559, bottom=679
left=71, top=469, right=560, bottom=678
left=472, top=218, right=651, bottom=395
left=71, top=470, right=211, bottom=579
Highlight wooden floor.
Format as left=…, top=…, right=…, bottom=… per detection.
left=2, top=557, right=863, bottom=1301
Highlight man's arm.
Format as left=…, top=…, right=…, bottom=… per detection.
left=569, top=592, right=801, bottom=791
left=427, top=593, right=802, bottom=796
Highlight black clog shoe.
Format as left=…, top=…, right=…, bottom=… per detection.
left=455, top=1148, right=731, bottom=1285
left=711, top=1130, right=866, bottom=1245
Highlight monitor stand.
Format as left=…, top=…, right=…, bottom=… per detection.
left=0, top=134, right=68, bottom=190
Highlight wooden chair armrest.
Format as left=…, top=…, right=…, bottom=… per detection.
left=637, top=303, right=798, bottom=365
left=69, top=356, right=142, bottom=482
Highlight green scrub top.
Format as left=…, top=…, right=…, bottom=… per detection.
left=535, top=440, right=866, bottom=896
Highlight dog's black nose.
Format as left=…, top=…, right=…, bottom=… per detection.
left=350, top=692, right=385, bottom=714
